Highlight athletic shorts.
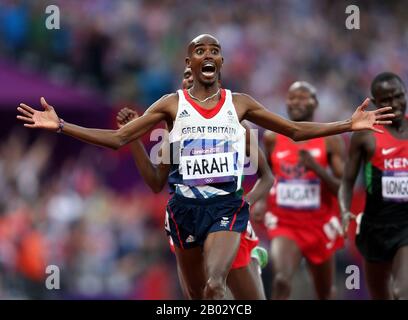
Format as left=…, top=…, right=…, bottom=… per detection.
left=265, top=211, right=344, bottom=265
left=356, top=213, right=408, bottom=262
left=168, top=229, right=259, bottom=270
left=165, top=192, right=249, bottom=249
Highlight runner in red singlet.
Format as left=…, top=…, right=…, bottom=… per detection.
left=339, top=72, right=408, bottom=299
left=257, top=81, right=345, bottom=299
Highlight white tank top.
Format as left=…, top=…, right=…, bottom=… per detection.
left=168, top=88, right=246, bottom=198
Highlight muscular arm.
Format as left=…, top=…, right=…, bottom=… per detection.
left=243, top=123, right=274, bottom=206
left=65, top=95, right=174, bottom=149
left=338, top=131, right=372, bottom=215
left=250, top=130, right=276, bottom=222
left=263, top=130, right=276, bottom=168
left=18, top=95, right=176, bottom=150
left=325, top=135, right=345, bottom=194
left=129, top=140, right=170, bottom=193
left=234, top=93, right=392, bottom=141
left=116, top=109, right=170, bottom=193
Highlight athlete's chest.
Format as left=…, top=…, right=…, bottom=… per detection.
left=371, top=132, right=408, bottom=171
left=174, top=93, right=243, bottom=140
left=272, top=137, right=327, bottom=178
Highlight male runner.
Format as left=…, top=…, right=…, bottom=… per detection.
left=17, top=34, right=394, bottom=299
left=259, top=81, right=344, bottom=299
left=339, top=72, right=408, bottom=300
left=116, top=67, right=270, bottom=299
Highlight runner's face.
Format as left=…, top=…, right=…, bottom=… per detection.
left=182, top=69, right=193, bottom=89
left=286, top=88, right=317, bottom=121
left=373, top=79, right=406, bottom=122
left=186, top=37, right=223, bottom=86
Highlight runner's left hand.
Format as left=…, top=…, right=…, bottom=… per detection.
left=351, top=98, right=395, bottom=133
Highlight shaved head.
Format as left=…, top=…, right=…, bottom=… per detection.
left=185, top=34, right=223, bottom=87
left=188, top=34, right=221, bottom=56
left=286, top=81, right=318, bottom=121
left=288, top=81, right=317, bottom=100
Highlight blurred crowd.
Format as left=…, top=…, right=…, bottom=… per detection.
left=1, top=0, right=408, bottom=115
left=0, top=130, right=179, bottom=299
left=0, top=0, right=406, bottom=299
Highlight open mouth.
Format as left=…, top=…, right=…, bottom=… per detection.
left=201, top=62, right=216, bottom=77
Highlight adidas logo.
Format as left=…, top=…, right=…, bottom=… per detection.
left=179, top=110, right=190, bottom=118
left=220, top=217, right=229, bottom=227
left=227, top=110, right=233, bottom=116
left=186, top=235, right=195, bottom=243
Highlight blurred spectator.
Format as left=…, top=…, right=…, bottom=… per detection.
left=0, top=129, right=178, bottom=299
left=0, top=0, right=406, bottom=114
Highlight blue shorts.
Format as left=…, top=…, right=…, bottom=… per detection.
left=165, top=192, right=249, bottom=249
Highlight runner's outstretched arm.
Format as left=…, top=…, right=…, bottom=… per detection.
left=17, top=95, right=175, bottom=150
left=237, top=94, right=394, bottom=141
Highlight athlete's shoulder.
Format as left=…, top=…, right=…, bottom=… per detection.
left=160, top=92, right=179, bottom=103
left=231, top=92, right=254, bottom=103
left=150, top=92, right=178, bottom=111
left=231, top=92, right=261, bottom=113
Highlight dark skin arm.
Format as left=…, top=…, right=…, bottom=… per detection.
left=17, top=95, right=176, bottom=150
left=116, top=108, right=170, bottom=193
left=338, top=131, right=375, bottom=235
left=18, top=91, right=392, bottom=148
left=251, top=130, right=276, bottom=222
left=233, top=93, right=394, bottom=141
left=299, top=135, right=345, bottom=195
left=242, top=122, right=274, bottom=207
left=17, top=89, right=394, bottom=149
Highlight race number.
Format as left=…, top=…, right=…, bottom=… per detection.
left=382, top=171, right=408, bottom=202
left=180, top=139, right=237, bottom=186
left=276, top=179, right=321, bottom=209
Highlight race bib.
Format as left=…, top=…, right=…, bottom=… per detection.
left=382, top=171, right=408, bottom=202
left=276, top=179, right=321, bottom=210
left=180, top=139, right=236, bottom=186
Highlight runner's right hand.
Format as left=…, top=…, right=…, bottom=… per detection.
left=17, top=97, right=59, bottom=131
left=116, top=107, right=138, bottom=128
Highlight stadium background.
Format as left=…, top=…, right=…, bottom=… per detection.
left=0, top=0, right=406, bottom=299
